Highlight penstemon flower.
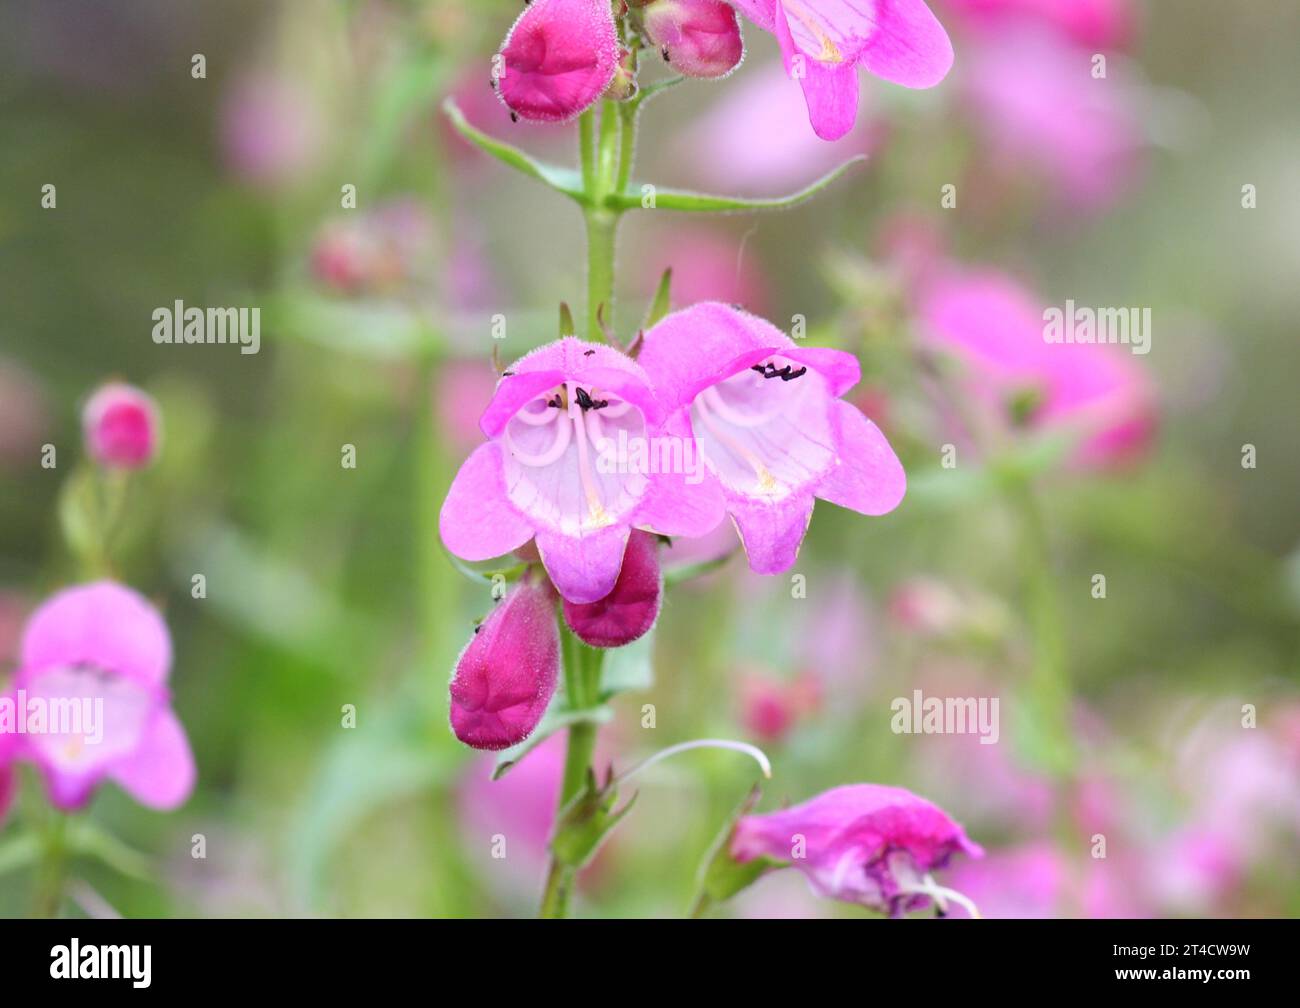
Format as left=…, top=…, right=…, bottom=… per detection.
left=439, top=337, right=724, bottom=604
left=449, top=572, right=560, bottom=751
left=637, top=302, right=905, bottom=575
left=631, top=0, right=746, bottom=79
left=494, top=0, right=622, bottom=123
left=731, top=783, right=983, bottom=916
left=2, top=582, right=195, bottom=811
left=727, top=0, right=954, bottom=140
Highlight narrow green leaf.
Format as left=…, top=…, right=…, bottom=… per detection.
left=491, top=704, right=615, bottom=780
left=609, top=155, right=867, bottom=213
left=442, top=98, right=587, bottom=203
left=0, top=832, right=40, bottom=876
left=644, top=267, right=673, bottom=327
left=559, top=301, right=577, bottom=338
left=66, top=821, right=152, bottom=881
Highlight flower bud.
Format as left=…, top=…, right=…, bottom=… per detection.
left=563, top=530, right=662, bottom=648
left=496, top=0, right=620, bottom=123
left=82, top=382, right=161, bottom=469
left=450, top=574, right=560, bottom=750
left=634, top=0, right=743, bottom=79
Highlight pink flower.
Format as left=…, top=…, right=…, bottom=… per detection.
left=633, top=0, right=745, bottom=79
left=2, top=582, right=195, bottom=811
left=728, top=0, right=954, bottom=140
left=731, top=784, right=982, bottom=915
left=919, top=268, right=1156, bottom=468
left=739, top=671, right=818, bottom=742
left=82, top=382, right=161, bottom=469
left=219, top=72, right=321, bottom=188
left=641, top=224, right=771, bottom=314
left=495, top=0, right=621, bottom=123
left=439, top=337, right=724, bottom=604
left=944, top=0, right=1137, bottom=51
left=960, top=27, right=1145, bottom=211
left=563, top=530, right=663, bottom=648
left=0, top=733, right=15, bottom=826
left=637, top=303, right=905, bottom=575
left=449, top=573, right=560, bottom=751
left=677, top=61, right=885, bottom=193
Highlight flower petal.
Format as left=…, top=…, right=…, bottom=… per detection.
left=632, top=413, right=728, bottom=537
left=496, top=0, right=620, bottom=123
left=108, top=707, right=196, bottom=810
left=859, top=0, right=953, bottom=89
left=535, top=524, right=631, bottom=604
left=729, top=492, right=816, bottom=574
left=816, top=400, right=906, bottom=516
left=439, top=442, right=536, bottom=561
left=796, top=53, right=862, bottom=142
left=19, top=581, right=171, bottom=688
left=563, top=530, right=662, bottom=648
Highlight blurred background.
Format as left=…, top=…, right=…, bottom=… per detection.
left=1, top=0, right=1298, bottom=917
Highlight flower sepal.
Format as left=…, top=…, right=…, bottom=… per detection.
left=691, top=785, right=783, bottom=913
left=549, top=766, right=638, bottom=869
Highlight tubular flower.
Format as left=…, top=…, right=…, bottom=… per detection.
left=731, top=784, right=983, bottom=916
left=494, top=0, right=621, bottom=123
left=636, top=303, right=905, bottom=575
left=727, top=0, right=953, bottom=140
left=449, top=573, right=560, bottom=751
left=82, top=382, right=161, bottom=469
left=633, top=0, right=745, bottom=79
left=439, top=337, right=724, bottom=604
left=1, top=582, right=195, bottom=811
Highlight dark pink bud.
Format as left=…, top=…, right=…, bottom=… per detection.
left=450, top=574, right=560, bottom=750
left=636, top=0, right=743, bottom=79
left=496, top=0, right=620, bottom=123
left=562, top=530, right=662, bottom=648
left=82, top=382, right=160, bottom=469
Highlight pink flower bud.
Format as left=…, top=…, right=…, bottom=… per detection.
left=450, top=574, right=560, bottom=750
left=562, top=530, right=662, bottom=648
left=495, top=0, right=620, bottom=123
left=82, top=382, right=161, bottom=469
left=635, top=0, right=744, bottom=79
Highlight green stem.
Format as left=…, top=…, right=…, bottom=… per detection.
left=578, top=109, right=595, bottom=192
left=540, top=625, right=604, bottom=918
left=584, top=210, right=618, bottom=342
left=582, top=99, right=629, bottom=341
left=33, top=813, right=68, bottom=918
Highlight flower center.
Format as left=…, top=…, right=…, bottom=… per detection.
left=502, top=382, right=647, bottom=534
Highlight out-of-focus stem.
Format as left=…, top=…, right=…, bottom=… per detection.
left=33, top=812, right=68, bottom=918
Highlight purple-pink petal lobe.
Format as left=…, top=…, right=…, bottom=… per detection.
left=495, top=0, right=621, bottom=123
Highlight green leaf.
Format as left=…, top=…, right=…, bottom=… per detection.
left=644, top=267, right=673, bottom=328
left=559, top=301, right=577, bottom=338
left=442, top=98, right=586, bottom=203
left=0, top=832, right=40, bottom=877
left=608, top=155, right=867, bottom=213
left=65, top=820, right=152, bottom=881
left=492, top=703, right=614, bottom=780
left=550, top=772, right=637, bottom=869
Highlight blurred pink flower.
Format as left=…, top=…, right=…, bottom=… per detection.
left=310, top=197, right=436, bottom=296
left=919, top=267, right=1156, bottom=468
left=219, top=73, right=321, bottom=188
left=732, top=783, right=982, bottom=915
left=729, top=0, right=954, bottom=140
left=633, top=0, right=745, bottom=79
left=3, top=582, right=195, bottom=811
left=943, top=0, right=1137, bottom=50
left=435, top=360, right=500, bottom=457
left=563, top=530, right=663, bottom=648
left=458, top=734, right=567, bottom=891
left=638, top=302, right=905, bottom=574
left=495, top=0, right=620, bottom=123
left=0, top=727, right=15, bottom=825
left=449, top=573, right=560, bottom=751
left=678, top=61, right=884, bottom=194
left=888, top=576, right=964, bottom=635
left=739, top=671, right=819, bottom=742
left=439, top=338, right=722, bottom=604
left=82, top=382, right=161, bottom=469
left=960, top=27, right=1145, bottom=210
left=800, top=571, right=875, bottom=696
left=944, top=842, right=1145, bottom=918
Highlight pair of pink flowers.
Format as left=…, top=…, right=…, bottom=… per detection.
left=0, top=582, right=194, bottom=818
left=495, top=0, right=953, bottom=141
left=440, top=303, right=905, bottom=749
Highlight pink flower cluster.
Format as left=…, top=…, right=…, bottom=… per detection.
left=440, top=304, right=905, bottom=750
left=492, top=0, right=953, bottom=140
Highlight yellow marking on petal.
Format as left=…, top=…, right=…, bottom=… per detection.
left=783, top=1, right=844, bottom=63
